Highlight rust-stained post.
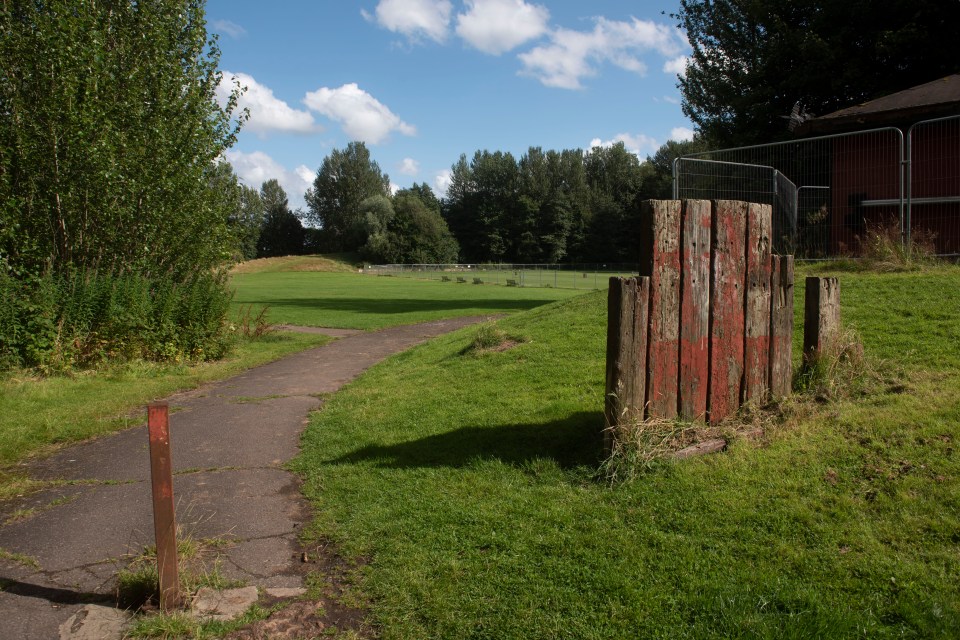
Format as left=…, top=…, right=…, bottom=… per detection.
left=769, top=255, right=795, bottom=397
left=678, top=199, right=711, bottom=421
left=640, top=200, right=681, bottom=419
left=147, top=403, right=181, bottom=611
left=708, top=200, right=747, bottom=424
left=604, top=276, right=650, bottom=451
left=803, top=276, right=841, bottom=364
left=743, top=202, right=773, bottom=403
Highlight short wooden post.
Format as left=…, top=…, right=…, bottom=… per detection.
left=769, top=255, right=795, bottom=396
left=803, top=276, right=841, bottom=363
left=743, top=203, right=773, bottom=403
left=147, top=403, right=181, bottom=611
left=604, top=277, right=650, bottom=451
left=678, top=199, right=711, bottom=421
left=708, top=200, right=747, bottom=423
left=640, top=200, right=681, bottom=419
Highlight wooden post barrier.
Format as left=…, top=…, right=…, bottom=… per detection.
left=604, top=277, right=649, bottom=448
left=640, top=200, right=681, bottom=419
left=769, top=255, right=795, bottom=396
left=147, top=403, right=181, bottom=611
left=743, top=202, right=773, bottom=404
left=803, top=276, right=841, bottom=363
left=605, top=200, right=795, bottom=449
left=678, top=199, right=711, bottom=421
left=708, top=200, right=747, bottom=424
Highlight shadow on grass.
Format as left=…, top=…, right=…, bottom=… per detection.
left=237, top=297, right=557, bottom=316
left=329, top=411, right=604, bottom=471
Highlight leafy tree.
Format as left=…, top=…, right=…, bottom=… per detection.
left=362, top=192, right=458, bottom=264
left=257, top=180, right=304, bottom=257
left=583, top=142, right=646, bottom=262
left=0, top=0, right=245, bottom=278
left=304, top=141, right=390, bottom=251
left=643, top=138, right=709, bottom=200
left=676, top=0, right=957, bottom=147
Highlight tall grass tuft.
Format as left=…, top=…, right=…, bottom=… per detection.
left=856, top=218, right=940, bottom=272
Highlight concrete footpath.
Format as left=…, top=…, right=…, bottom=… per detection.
left=0, top=316, right=489, bottom=639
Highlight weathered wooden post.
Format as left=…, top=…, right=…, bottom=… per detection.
left=743, top=203, right=773, bottom=403
left=769, top=255, right=795, bottom=396
left=639, top=200, right=681, bottom=419
left=708, top=200, right=747, bottom=423
left=147, top=402, right=181, bottom=611
left=678, top=199, right=711, bottom=421
left=604, top=277, right=649, bottom=451
left=803, top=276, right=841, bottom=363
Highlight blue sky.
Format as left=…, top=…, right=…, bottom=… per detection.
left=206, top=0, right=692, bottom=210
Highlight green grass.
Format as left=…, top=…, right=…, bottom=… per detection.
left=0, top=332, right=330, bottom=474
left=293, top=265, right=960, bottom=638
left=230, top=271, right=582, bottom=330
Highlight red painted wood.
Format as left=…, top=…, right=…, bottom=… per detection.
left=678, top=199, right=711, bottom=421
left=640, top=200, right=681, bottom=419
left=769, top=255, right=795, bottom=397
left=744, top=203, right=773, bottom=403
left=708, top=200, right=747, bottom=423
left=148, top=402, right=181, bottom=611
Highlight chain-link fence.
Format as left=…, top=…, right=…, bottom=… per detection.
left=363, top=263, right=639, bottom=290
left=674, top=116, right=959, bottom=257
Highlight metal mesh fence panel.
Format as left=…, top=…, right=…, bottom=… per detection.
left=908, top=115, right=960, bottom=256
left=675, top=128, right=906, bottom=258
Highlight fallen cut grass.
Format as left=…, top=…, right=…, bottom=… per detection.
left=294, top=265, right=960, bottom=638
left=230, top=270, right=582, bottom=330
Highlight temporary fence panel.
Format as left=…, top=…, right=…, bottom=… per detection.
left=907, top=115, right=960, bottom=255
left=674, top=128, right=905, bottom=258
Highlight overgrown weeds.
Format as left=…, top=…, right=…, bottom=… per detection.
left=795, top=326, right=882, bottom=401
left=460, top=322, right=527, bottom=355
left=599, top=416, right=723, bottom=484
left=116, top=532, right=242, bottom=611
left=232, top=304, right=273, bottom=339
left=855, top=218, right=940, bottom=272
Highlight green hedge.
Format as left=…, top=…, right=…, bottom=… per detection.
left=0, top=270, right=232, bottom=371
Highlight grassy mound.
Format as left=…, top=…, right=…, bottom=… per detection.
left=229, top=253, right=361, bottom=275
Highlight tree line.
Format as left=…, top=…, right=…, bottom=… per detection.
left=240, top=137, right=701, bottom=267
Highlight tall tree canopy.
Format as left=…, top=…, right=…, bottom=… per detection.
left=676, top=0, right=956, bottom=147
left=257, top=180, right=305, bottom=258
left=304, top=141, right=391, bottom=252
left=0, top=0, right=245, bottom=278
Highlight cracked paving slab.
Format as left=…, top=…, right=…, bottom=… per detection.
left=0, top=316, right=492, bottom=639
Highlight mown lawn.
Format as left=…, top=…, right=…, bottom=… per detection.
left=230, top=271, right=583, bottom=330
left=293, top=264, right=960, bottom=638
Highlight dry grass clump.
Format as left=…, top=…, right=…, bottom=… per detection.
left=855, top=218, right=940, bottom=272
left=461, top=323, right=528, bottom=355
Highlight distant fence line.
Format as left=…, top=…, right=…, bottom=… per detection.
left=362, top=263, right=640, bottom=290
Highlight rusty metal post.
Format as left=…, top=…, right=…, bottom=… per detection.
left=147, top=402, right=181, bottom=611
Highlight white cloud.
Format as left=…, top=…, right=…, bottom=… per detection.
left=364, top=0, right=452, bottom=43
left=519, top=17, right=684, bottom=89
left=662, top=95, right=681, bottom=105
left=671, top=127, right=695, bottom=142
left=390, top=182, right=402, bottom=195
left=213, top=19, right=246, bottom=39
left=663, top=55, right=688, bottom=77
left=217, top=71, right=318, bottom=137
left=398, top=158, right=420, bottom=176
left=589, top=132, right=659, bottom=157
left=303, top=83, right=415, bottom=144
left=434, top=169, right=453, bottom=197
left=456, top=0, right=550, bottom=55
left=225, top=150, right=314, bottom=210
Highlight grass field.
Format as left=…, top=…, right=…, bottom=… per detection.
left=364, top=264, right=639, bottom=291
left=292, top=264, right=960, bottom=638
left=230, top=270, right=583, bottom=330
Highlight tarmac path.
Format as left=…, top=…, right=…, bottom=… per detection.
left=0, top=316, right=490, bottom=638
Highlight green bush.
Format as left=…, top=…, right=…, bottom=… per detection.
left=0, top=269, right=233, bottom=371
